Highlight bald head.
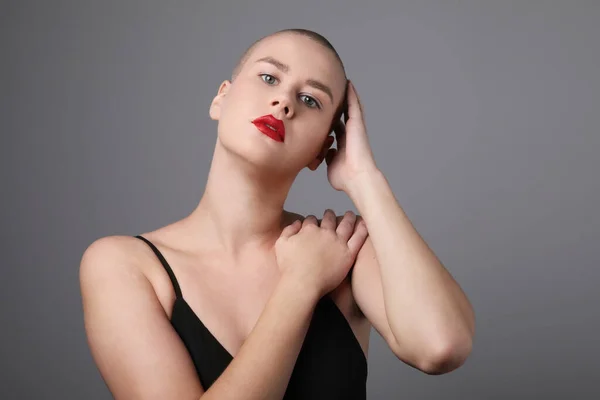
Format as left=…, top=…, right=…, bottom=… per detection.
left=232, top=29, right=346, bottom=82
left=230, top=29, right=348, bottom=128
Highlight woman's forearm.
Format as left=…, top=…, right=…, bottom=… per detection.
left=200, top=276, right=319, bottom=400
left=349, top=169, right=474, bottom=358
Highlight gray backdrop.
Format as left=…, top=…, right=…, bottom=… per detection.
left=2, top=0, right=599, bottom=399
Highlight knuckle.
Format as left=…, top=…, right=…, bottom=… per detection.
left=304, top=223, right=319, bottom=232
left=324, top=229, right=337, bottom=239
left=338, top=219, right=353, bottom=230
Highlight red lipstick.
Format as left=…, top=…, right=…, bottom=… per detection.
left=251, top=115, right=285, bottom=142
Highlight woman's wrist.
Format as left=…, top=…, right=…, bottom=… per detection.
left=345, top=167, right=385, bottom=207
left=277, top=273, right=322, bottom=305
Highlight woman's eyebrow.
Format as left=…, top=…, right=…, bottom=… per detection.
left=305, top=79, right=333, bottom=105
left=256, top=56, right=290, bottom=73
left=255, top=56, right=334, bottom=104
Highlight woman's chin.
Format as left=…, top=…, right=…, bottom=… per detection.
left=219, top=129, right=286, bottom=162
left=219, top=137, right=288, bottom=172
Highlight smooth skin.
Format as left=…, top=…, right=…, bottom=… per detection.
left=80, top=31, right=474, bottom=400
left=81, top=211, right=366, bottom=400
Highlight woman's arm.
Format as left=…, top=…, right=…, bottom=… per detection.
left=323, top=81, right=474, bottom=374
left=348, top=170, right=475, bottom=374
left=80, top=236, right=319, bottom=400
left=203, top=276, right=318, bottom=400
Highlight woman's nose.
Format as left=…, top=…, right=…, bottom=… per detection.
left=271, top=96, right=294, bottom=118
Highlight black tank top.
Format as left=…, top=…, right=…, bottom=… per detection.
left=135, top=235, right=367, bottom=399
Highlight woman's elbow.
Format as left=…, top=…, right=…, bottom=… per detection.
left=419, top=336, right=473, bottom=375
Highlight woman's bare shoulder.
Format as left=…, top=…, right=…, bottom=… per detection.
left=78, top=235, right=163, bottom=289
left=81, top=235, right=149, bottom=267
left=78, top=235, right=204, bottom=398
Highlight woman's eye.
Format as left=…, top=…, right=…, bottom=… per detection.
left=300, top=95, right=320, bottom=109
left=260, top=74, right=278, bottom=85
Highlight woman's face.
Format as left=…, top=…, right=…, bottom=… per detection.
left=210, top=33, right=347, bottom=176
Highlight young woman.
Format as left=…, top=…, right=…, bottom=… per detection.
left=80, top=29, right=475, bottom=400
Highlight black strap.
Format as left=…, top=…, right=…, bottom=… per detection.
left=134, top=235, right=183, bottom=299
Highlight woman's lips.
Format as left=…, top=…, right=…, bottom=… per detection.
left=251, top=115, right=285, bottom=142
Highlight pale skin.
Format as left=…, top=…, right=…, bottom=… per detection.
left=80, top=32, right=474, bottom=399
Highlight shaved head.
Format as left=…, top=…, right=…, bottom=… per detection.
left=232, top=29, right=346, bottom=82
left=230, top=29, right=348, bottom=129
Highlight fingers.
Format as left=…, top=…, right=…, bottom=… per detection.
left=333, top=119, right=346, bottom=150
left=346, top=80, right=364, bottom=124
left=336, top=211, right=356, bottom=241
left=280, top=219, right=301, bottom=238
left=347, top=218, right=369, bottom=257
left=343, top=80, right=350, bottom=124
left=320, top=209, right=336, bottom=231
left=302, top=215, right=318, bottom=229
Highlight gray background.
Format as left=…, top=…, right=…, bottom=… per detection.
left=2, top=0, right=599, bottom=398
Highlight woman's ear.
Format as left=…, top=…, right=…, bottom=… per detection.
left=209, top=80, right=231, bottom=120
left=307, top=135, right=335, bottom=171
left=307, top=157, right=322, bottom=171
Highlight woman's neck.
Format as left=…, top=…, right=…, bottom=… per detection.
left=186, top=140, right=296, bottom=258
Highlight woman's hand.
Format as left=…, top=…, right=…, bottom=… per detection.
left=326, top=81, right=378, bottom=194
left=275, top=209, right=369, bottom=298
